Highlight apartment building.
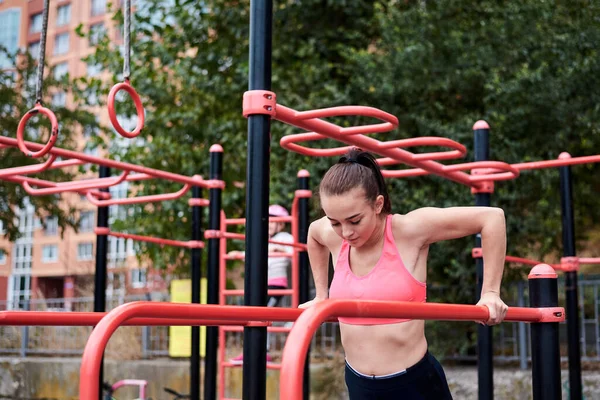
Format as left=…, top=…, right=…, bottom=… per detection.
left=0, top=0, right=158, bottom=308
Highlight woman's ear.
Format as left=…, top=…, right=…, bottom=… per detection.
left=375, top=195, right=385, bottom=214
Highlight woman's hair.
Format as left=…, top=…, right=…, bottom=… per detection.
left=319, top=148, right=392, bottom=214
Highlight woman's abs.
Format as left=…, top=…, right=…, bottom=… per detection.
left=340, top=320, right=427, bottom=376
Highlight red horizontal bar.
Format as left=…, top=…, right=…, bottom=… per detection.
left=22, top=170, right=130, bottom=196
left=86, top=183, right=192, bottom=206
left=225, top=216, right=293, bottom=225
left=221, top=325, right=291, bottom=333
left=0, top=311, right=252, bottom=327
left=0, top=137, right=222, bottom=189
left=224, top=253, right=293, bottom=260
left=223, top=289, right=293, bottom=296
left=94, top=228, right=204, bottom=249
left=279, top=300, right=564, bottom=399
left=579, top=257, right=600, bottom=265
left=212, top=231, right=306, bottom=250
left=512, top=154, right=600, bottom=171
left=222, top=362, right=281, bottom=370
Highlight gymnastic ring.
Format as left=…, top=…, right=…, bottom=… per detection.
left=16, top=103, right=59, bottom=158
left=107, top=79, right=145, bottom=139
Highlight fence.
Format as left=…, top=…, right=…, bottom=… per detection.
left=0, top=279, right=598, bottom=365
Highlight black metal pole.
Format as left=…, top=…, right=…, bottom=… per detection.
left=94, top=165, right=110, bottom=400
left=204, top=145, right=223, bottom=400
left=473, top=121, right=493, bottom=400
left=190, top=185, right=203, bottom=400
left=528, top=265, right=561, bottom=400
left=243, top=1, right=272, bottom=399
left=297, top=170, right=310, bottom=400
left=559, top=152, right=583, bottom=400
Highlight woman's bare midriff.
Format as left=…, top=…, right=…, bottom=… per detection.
left=341, top=319, right=428, bottom=376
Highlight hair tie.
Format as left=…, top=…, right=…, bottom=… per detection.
left=339, top=156, right=360, bottom=165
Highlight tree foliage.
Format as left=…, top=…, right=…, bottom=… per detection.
left=73, top=0, right=600, bottom=355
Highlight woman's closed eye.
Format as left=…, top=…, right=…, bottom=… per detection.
left=350, top=220, right=361, bottom=225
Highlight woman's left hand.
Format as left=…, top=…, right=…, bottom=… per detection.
left=476, top=291, right=508, bottom=326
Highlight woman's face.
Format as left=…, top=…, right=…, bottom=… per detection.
left=320, top=187, right=384, bottom=248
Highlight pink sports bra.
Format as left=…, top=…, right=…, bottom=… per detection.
left=329, top=214, right=426, bottom=325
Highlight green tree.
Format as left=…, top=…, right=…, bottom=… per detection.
left=77, top=0, right=380, bottom=271
left=0, top=49, right=102, bottom=242
left=346, top=0, right=600, bottom=357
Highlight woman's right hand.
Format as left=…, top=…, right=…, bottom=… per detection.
left=299, top=296, right=327, bottom=309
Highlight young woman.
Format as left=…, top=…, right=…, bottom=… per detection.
left=300, top=148, right=508, bottom=399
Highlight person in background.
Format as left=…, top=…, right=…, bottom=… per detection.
left=229, top=204, right=294, bottom=365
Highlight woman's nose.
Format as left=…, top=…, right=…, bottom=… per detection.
left=342, top=226, right=354, bottom=239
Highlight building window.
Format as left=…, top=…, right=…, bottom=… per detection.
left=87, top=62, right=103, bottom=77
left=51, top=91, right=66, bottom=107
left=131, top=268, right=147, bottom=288
left=56, top=4, right=71, bottom=27
left=0, top=9, right=21, bottom=68
left=77, top=242, right=94, bottom=260
left=89, top=23, right=105, bottom=46
left=0, top=249, right=6, bottom=265
left=91, top=0, right=106, bottom=17
left=28, top=41, right=40, bottom=58
left=9, top=274, right=31, bottom=309
left=79, top=211, right=95, bottom=232
left=29, top=12, right=43, bottom=34
left=54, top=32, right=69, bottom=55
left=44, top=217, right=58, bottom=236
left=54, top=61, right=68, bottom=80
left=42, top=244, right=58, bottom=263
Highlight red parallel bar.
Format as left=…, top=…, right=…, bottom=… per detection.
left=279, top=300, right=565, bottom=400
left=0, top=311, right=252, bottom=326
left=0, top=136, right=223, bottom=189
left=79, top=302, right=304, bottom=398
left=276, top=105, right=478, bottom=188
left=579, top=257, right=600, bottom=264
left=94, top=228, right=204, bottom=249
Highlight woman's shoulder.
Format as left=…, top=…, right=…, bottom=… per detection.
left=390, top=212, right=419, bottom=239
left=310, top=216, right=341, bottom=246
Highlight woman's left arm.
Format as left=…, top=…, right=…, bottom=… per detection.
left=404, top=206, right=508, bottom=325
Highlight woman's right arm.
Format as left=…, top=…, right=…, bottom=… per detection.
left=299, top=219, right=330, bottom=308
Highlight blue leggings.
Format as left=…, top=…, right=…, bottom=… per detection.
left=344, top=351, right=453, bottom=400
